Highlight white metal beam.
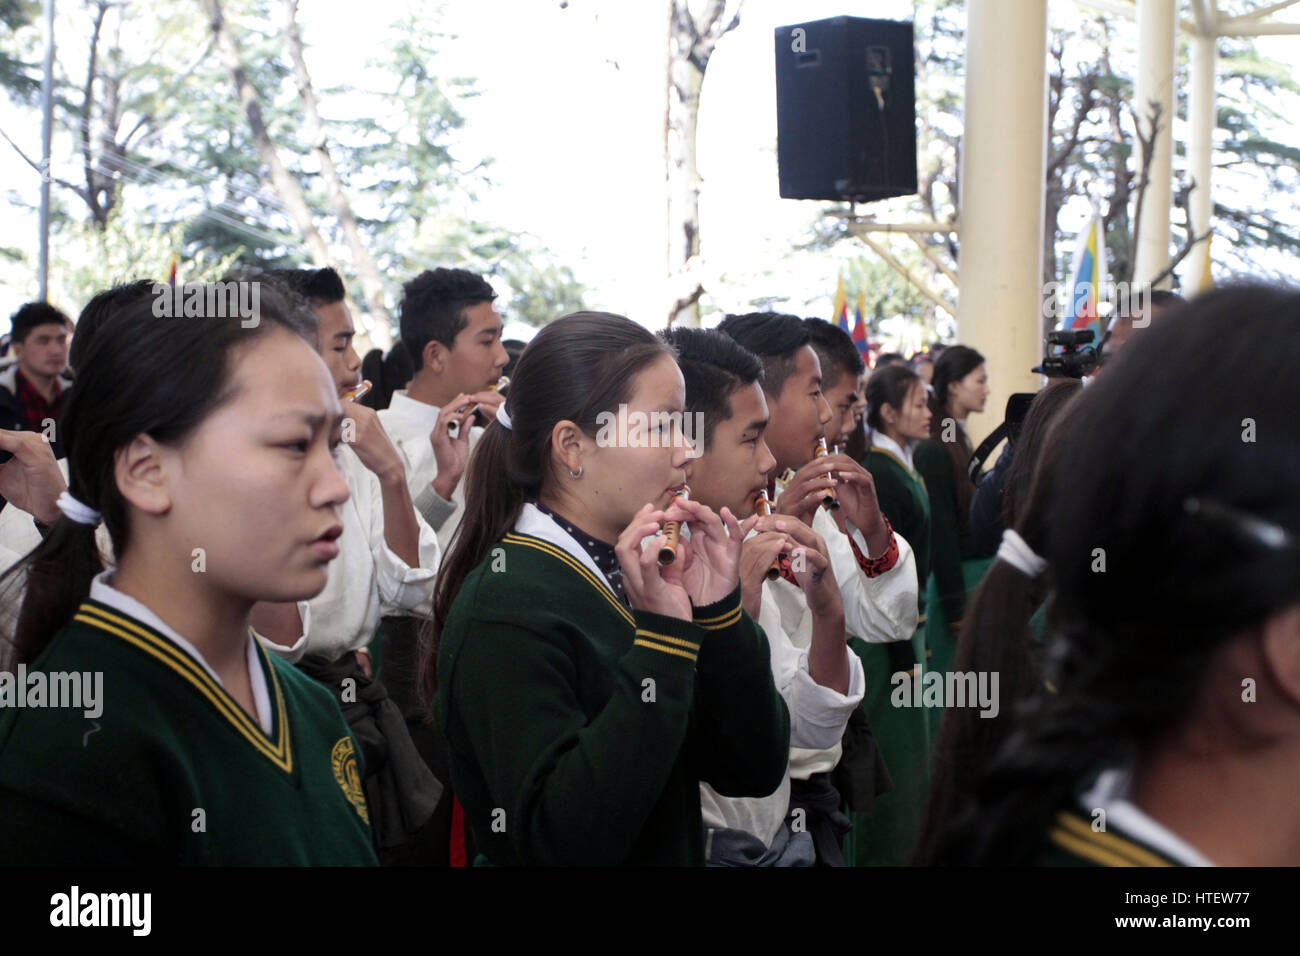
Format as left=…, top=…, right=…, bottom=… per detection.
left=841, top=218, right=959, bottom=235
left=1223, top=0, right=1300, bottom=24
left=1218, top=20, right=1300, bottom=33
left=907, top=233, right=961, bottom=287
left=856, top=234, right=956, bottom=318
left=1190, top=0, right=1218, bottom=35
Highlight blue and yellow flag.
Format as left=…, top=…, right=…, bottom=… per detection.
left=833, top=276, right=849, bottom=333
left=1064, top=212, right=1106, bottom=342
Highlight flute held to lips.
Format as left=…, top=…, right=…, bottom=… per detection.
left=657, top=486, right=690, bottom=566
left=342, top=379, right=372, bottom=403
left=814, top=437, right=841, bottom=511
left=753, top=490, right=785, bottom=581
left=490, top=375, right=510, bottom=393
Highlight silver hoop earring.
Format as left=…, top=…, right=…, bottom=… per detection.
left=568, top=465, right=583, bottom=479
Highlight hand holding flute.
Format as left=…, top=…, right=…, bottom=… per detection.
left=753, top=490, right=785, bottom=580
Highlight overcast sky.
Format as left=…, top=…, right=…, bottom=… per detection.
left=3, top=0, right=1298, bottom=339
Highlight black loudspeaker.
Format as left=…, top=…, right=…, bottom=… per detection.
left=775, top=16, right=917, bottom=203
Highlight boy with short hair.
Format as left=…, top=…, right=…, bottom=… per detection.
left=663, top=327, right=865, bottom=865
left=717, top=312, right=919, bottom=864
left=1, top=302, right=74, bottom=457
left=379, top=268, right=509, bottom=551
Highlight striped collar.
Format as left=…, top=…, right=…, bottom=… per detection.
left=869, top=431, right=916, bottom=472
left=506, top=503, right=634, bottom=627
left=72, top=598, right=293, bottom=773
left=89, top=571, right=271, bottom=733
left=1047, top=807, right=1179, bottom=867
left=1076, top=767, right=1214, bottom=866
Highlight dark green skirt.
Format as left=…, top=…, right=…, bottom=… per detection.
left=843, top=625, right=931, bottom=866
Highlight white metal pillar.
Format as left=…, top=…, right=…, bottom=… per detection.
left=1186, top=29, right=1216, bottom=290
left=956, top=0, right=1048, bottom=443
left=1133, top=0, right=1177, bottom=287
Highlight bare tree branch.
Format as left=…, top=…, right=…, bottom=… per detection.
left=1127, top=99, right=1163, bottom=281
left=1145, top=178, right=1209, bottom=288
left=0, top=125, right=89, bottom=199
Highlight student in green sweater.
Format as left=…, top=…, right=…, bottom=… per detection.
left=428, top=312, right=789, bottom=866
left=924, top=285, right=1300, bottom=866
left=850, top=362, right=936, bottom=865
left=0, top=287, right=377, bottom=865
left=913, top=345, right=992, bottom=698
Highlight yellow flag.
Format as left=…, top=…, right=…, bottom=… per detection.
left=832, top=275, right=846, bottom=322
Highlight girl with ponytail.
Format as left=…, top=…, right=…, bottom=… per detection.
left=913, top=378, right=1080, bottom=865
left=929, top=285, right=1300, bottom=866
left=426, top=312, right=789, bottom=866
left=0, top=287, right=377, bottom=864
left=847, top=362, right=934, bottom=865
left=914, top=345, right=992, bottom=700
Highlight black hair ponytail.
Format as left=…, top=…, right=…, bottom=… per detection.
left=421, top=312, right=674, bottom=706
left=921, top=284, right=1300, bottom=865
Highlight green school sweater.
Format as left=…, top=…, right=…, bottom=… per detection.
left=913, top=437, right=980, bottom=632
left=436, top=530, right=790, bottom=866
left=848, top=447, right=934, bottom=865
left=0, top=600, right=378, bottom=865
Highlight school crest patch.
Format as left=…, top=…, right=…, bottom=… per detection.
left=331, top=736, right=369, bottom=824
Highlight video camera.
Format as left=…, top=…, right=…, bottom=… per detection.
left=1035, top=328, right=1104, bottom=379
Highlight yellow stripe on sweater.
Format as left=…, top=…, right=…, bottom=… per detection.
left=74, top=604, right=292, bottom=772
left=1054, top=811, right=1173, bottom=868
left=632, top=639, right=698, bottom=662
left=503, top=533, right=636, bottom=627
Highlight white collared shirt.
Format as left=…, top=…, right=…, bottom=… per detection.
left=89, top=570, right=273, bottom=734
left=1080, top=768, right=1216, bottom=866
left=768, top=473, right=919, bottom=779
left=700, top=543, right=866, bottom=846
left=513, top=502, right=613, bottom=588
left=379, top=390, right=484, bottom=551
left=869, top=430, right=917, bottom=473
left=262, top=443, right=441, bottom=664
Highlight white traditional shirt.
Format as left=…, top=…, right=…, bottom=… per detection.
left=378, top=390, right=483, bottom=552
left=699, top=553, right=866, bottom=847
left=770, top=470, right=919, bottom=778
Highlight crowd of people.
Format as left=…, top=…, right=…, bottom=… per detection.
left=0, top=269, right=1296, bottom=868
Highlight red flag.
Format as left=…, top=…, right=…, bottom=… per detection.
left=851, top=292, right=869, bottom=356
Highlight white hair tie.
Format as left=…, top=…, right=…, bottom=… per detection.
left=496, top=406, right=513, bottom=430
left=57, top=491, right=102, bottom=527
left=997, top=528, right=1047, bottom=578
